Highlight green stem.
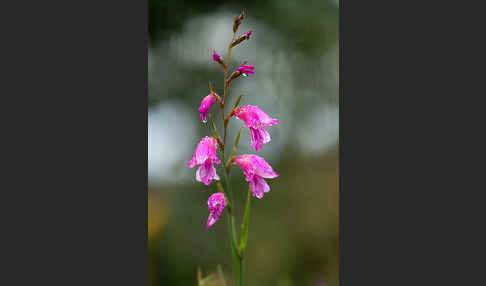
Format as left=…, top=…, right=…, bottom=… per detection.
left=238, top=187, right=251, bottom=286
left=228, top=213, right=241, bottom=286
left=221, top=151, right=241, bottom=286
left=220, top=30, right=241, bottom=286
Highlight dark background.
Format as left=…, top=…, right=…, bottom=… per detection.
left=148, top=0, right=339, bottom=285
left=2, top=1, right=479, bottom=286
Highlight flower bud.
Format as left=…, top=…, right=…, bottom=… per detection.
left=231, top=30, right=253, bottom=48
left=198, top=93, right=217, bottom=122
left=212, top=52, right=225, bottom=68
left=227, top=64, right=255, bottom=84
left=233, top=10, right=245, bottom=33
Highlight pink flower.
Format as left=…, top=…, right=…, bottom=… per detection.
left=188, top=136, right=221, bottom=185
left=244, top=30, right=253, bottom=39
left=236, top=64, right=255, bottom=75
left=233, top=154, right=278, bottom=199
left=233, top=105, right=279, bottom=151
left=212, top=52, right=221, bottom=62
left=198, top=93, right=217, bottom=122
left=207, top=192, right=226, bottom=229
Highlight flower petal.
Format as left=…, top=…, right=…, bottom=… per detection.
left=249, top=175, right=270, bottom=199
left=188, top=136, right=220, bottom=167
left=196, top=159, right=220, bottom=185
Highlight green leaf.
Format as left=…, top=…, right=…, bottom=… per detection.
left=228, top=214, right=241, bottom=286
left=209, top=116, right=222, bottom=144
left=226, top=127, right=243, bottom=170
left=239, top=186, right=251, bottom=254
left=232, top=94, right=244, bottom=110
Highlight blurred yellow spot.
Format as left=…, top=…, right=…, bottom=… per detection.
left=148, top=192, right=168, bottom=240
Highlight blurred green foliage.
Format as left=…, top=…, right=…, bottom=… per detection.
left=149, top=0, right=338, bottom=54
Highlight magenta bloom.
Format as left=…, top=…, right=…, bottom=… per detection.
left=212, top=52, right=221, bottom=62
left=198, top=93, right=217, bottom=122
left=206, top=192, right=226, bottom=229
left=233, top=154, right=278, bottom=199
left=233, top=105, right=279, bottom=151
left=236, top=64, right=255, bottom=75
left=212, top=52, right=222, bottom=63
left=188, top=136, right=221, bottom=185
left=244, top=30, right=253, bottom=39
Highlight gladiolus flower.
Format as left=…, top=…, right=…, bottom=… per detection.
left=233, top=105, right=279, bottom=151
left=206, top=192, right=226, bottom=229
left=233, top=154, right=278, bottom=199
left=236, top=64, right=255, bottom=75
left=198, top=93, right=217, bottom=122
left=188, top=136, right=221, bottom=185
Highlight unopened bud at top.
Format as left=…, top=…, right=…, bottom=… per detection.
left=233, top=10, right=245, bottom=33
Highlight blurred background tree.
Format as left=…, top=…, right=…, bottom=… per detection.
left=148, top=0, right=339, bottom=285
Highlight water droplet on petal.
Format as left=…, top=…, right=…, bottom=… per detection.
left=242, top=73, right=247, bottom=77
left=202, top=119, right=207, bottom=123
